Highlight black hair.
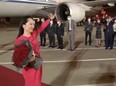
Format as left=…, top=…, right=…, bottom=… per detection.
left=17, top=16, right=33, bottom=38
left=34, top=20, right=42, bottom=29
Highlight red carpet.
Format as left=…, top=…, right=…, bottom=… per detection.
left=0, top=66, right=50, bottom=86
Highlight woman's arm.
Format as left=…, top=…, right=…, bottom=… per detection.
left=34, top=19, right=50, bottom=36
left=33, top=13, right=55, bottom=37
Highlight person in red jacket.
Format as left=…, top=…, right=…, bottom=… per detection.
left=14, top=14, right=55, bottom=86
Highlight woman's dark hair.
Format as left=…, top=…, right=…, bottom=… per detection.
left=34, top=20, right=42, bottom=29
left=17, top=16, right=33, bottom=38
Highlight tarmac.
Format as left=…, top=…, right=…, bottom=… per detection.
left=0, top=23, right=116, bottom=86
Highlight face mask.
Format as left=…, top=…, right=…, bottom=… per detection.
left=67, top=17, right=71, bottom=20
left=41, top=19, right=45, bottom=22
left=106, top=19, right=109, bottom=22
left=57, top=21, right=60, bottom=24
left=115, top=20, right=116, bottom=23
left=50, top=21, right=53, bottom=24
left=97, top=20, right=100, bottom=23
left=88, top=18, right=91, bottom=22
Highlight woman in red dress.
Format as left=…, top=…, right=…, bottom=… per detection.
left=14, top=14, right=55, bottom=86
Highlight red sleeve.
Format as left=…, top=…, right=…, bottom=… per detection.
left=33, top=19, right=50, bottom=37
left=14, top=36, right=23, bottom=46
left=14, top=38, right=21, bottom=46
left=14, top=39, right=19, bottom=45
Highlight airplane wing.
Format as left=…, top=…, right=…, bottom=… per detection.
left=4, top=0, right=58, bottom=7
left=81, top=0, right=116, bottom=6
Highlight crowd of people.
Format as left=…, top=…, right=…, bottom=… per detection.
left=35, top=15, right=116, bottom=51
left=34, top=17, right=65, bottom=50
left=33, top=15, right=80, bottom=51
left=84, top=15, right=116, bottom=50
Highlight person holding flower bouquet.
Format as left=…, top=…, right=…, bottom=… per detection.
left=13, top=13, right=55, bottom=86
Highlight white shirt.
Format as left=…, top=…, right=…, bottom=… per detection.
left=113, top=23, right=116, bottom=32
left=68, top=20, right=72, bottom=31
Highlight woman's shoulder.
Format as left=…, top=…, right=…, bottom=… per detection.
left=14, top=35, right=24, bottom=45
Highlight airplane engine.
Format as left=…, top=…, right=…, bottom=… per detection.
left=56, top=2, right=85, bottom=22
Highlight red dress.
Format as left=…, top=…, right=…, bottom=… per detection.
left=14, top=19, right=50, bottom=86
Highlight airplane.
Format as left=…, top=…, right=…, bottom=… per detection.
left=0, top=0, right=116, bottom=23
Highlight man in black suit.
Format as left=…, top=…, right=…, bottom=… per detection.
left=84, top=17, right=93, bottom=46
left=101, top=16, right=107, bottom=47
left=47, top=20, right=55, bottom=48
left=56, top=20, right=64, bottom=49
left=105, top=16, right=114, bottom=49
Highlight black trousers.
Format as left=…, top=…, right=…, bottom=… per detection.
left=57, top=35, right=63, bottom=49
left=105, top=32, right=114, bottom=49
left=40, top=33, right=46, bottom=46
left=48, top=34, right=55, bottom=47
left=85, top=31, right=92, bottom=45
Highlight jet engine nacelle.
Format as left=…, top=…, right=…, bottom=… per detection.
left=56, top=2, right=85, bottom=22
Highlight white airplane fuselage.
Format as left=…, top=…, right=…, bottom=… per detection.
left=52, top=0, right=85, bottom=3
left=0, top=1, right=46, bottom=17
left=0, top=0, right=87, bottom=17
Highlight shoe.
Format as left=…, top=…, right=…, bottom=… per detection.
left=48, top=45, right=52, bottom=47
left=105, top=47, right=108, bottom=49
left=95, top=45, right=98, bottom=47
left=70, top=49, right=75, bottom=51
left=42, top=45, right=46, bottom=46
left=67, top=49, right=74, bottom=51
left=51, top=46, right=55, bottom=48
left=67, top=49, right=70, bottom=50
left=60, top=47, right=63, bottom=49
left=110, top=47, right=113, bottom=50
left=57, top=47, right=60, bottom=49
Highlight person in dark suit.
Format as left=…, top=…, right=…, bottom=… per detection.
left=56, top=20, right=64, bottom=49
left=105, top=16, right=114, bottom=50
left=66, top=15, right=76, bottom=51
left=40, top=18, right=47, bottom=46
left=101, top=16, right=107, bottom=47
left=47, top=20, right=55, bottom=48
left=84, top=17, right=93, bottom=46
